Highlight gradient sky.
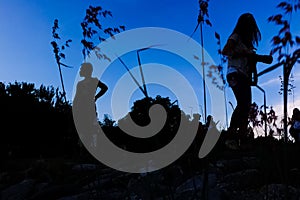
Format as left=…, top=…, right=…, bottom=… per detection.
left=1, top=0, right=300, bottom=129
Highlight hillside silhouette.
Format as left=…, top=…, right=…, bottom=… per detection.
left=1, top=82, right=300, bottom=199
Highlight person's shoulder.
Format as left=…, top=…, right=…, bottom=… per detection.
left=90, top=77, right=99, bottom=82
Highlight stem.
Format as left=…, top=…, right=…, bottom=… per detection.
left=224, top=88, right=229, bottom=129
left=264, top=91, right=267, bottom=137
left=58, top=63, right=67, bottom=103
left=219, top=39, right=228, bottom=128
left=283, top=61, right=290, bottom=198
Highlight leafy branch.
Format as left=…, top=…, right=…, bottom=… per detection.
left=268, top=0, right=300, bottom=143
left=81, top=5, right=125, bottom=60
left=198, top=0, right=212, bottom=27
left=248, top=102, right=280, bottom=137
left=268, top=1, right=300, bottom=60
left=279, top=74, right=296, bottom=95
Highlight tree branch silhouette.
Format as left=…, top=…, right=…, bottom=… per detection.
left=268, top=0, right=300, bottom=143
left=81, top=5, right=125, bottom=60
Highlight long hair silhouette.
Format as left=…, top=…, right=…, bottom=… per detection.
left=232, top=13, right=261, bottom=49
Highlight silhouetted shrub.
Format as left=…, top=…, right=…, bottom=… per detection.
left=0, top=82, right=78, bottom=159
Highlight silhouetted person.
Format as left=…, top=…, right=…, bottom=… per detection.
left=222, top=13, right=262, bottom=144
left=290, top=108, right=300, bottom=143
left=205, top=115, right=212, bottom=129
left=73, top=62, right=108, bottom=148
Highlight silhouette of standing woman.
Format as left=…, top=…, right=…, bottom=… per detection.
left=222, top=13, right=261, bottom=143
left=73, top=62, right=108, bottom=148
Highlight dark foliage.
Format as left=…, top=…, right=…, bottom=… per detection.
left=0, top=82, right=79, bottom=160
left=3, top=83, right=300, bottom=199
left=104, top=96, right=204, bottom=153
left=268, top=0, right=300, bottom=142
left=198, top=0, right=211, bottom=27
left=0, top=84, right=205, bottom=163
left=81, top=5, right=125, bottom=60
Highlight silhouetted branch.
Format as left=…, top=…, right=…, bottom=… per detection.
left=81, top=5, right=125, bottom=60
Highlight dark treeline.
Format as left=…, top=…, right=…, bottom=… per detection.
left=3, top=82, right=300, bottom=200
left=0, top=82, right=207, bottom=162
left=105, top=96, right=204, bottom=153
left=0, top=82, right=79, bottom=159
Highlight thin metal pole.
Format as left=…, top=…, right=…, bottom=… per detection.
left=200, top=22, right=207, bottom=123
left=116, top=56, right=147, bottom=98
left=137, top=51, right=149, bottom=98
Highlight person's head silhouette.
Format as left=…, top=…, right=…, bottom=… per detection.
left=80, top=63, right=93, bottom=78
left=233, top=13, right=261, bottom=48
left=293, top=108, right=300, bottom=119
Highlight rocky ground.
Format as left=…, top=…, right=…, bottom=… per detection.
left=1, top=137, right=300, bottom=200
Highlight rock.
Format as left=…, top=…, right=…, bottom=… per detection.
left=215, top=159, right=246, bottom=174
left=0, top=171, right=25, bottom=189
left=175, top=173, right=217, bottom=194
left=260, top=184, right=300, bottom=200
left=71, top=164, right=98, bottom=171
left=28, top=183, right=82, bottom=200
left=289, top=168, right=300, bottom=185
left=94, top=188, right=127, bottom=200
left=208, top=188, right=227, bottom=200
left=221, top=169, right=260, bottom=190
left=57, top=192, right=90, bottom=200
left=242, top=156, right=260, bottom=169
left=175, top=175, right=202, bottom=194
left=34, top=182, right=49, bottom=193
left=1, top=179, right=35, bottom=200
left=127, top=173, right=171, bottom=200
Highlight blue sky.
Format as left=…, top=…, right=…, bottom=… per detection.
left=1, top=0, right=300, bottom=127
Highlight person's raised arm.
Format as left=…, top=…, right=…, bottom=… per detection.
left=95, top=81, right=108, bottom=101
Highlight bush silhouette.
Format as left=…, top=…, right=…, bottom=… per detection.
left=0, top=82, right=78, bottom=159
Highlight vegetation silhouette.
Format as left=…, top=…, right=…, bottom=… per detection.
left=50, top=3, right=125, bottom=104
left=0, top=81, right=206, bottom=160
left=0, top=82, right=78, bottom=160
left=2, top=1, right=300, bottom=199
left=81, top=5, right=125, bottom=60
left=267, top=1, right=300, bottom=142
left=104, top=96, right=205, bottom=154
left=3, top=81, right=300, bottom=199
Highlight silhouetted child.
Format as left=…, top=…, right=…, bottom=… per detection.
left=73, top=62, right=108, bottom=148
left=222, top=13, right=262, bottom=148
left=205, top=115, right=213, bottom=129
left=290, top=108, right=300, bottom=143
